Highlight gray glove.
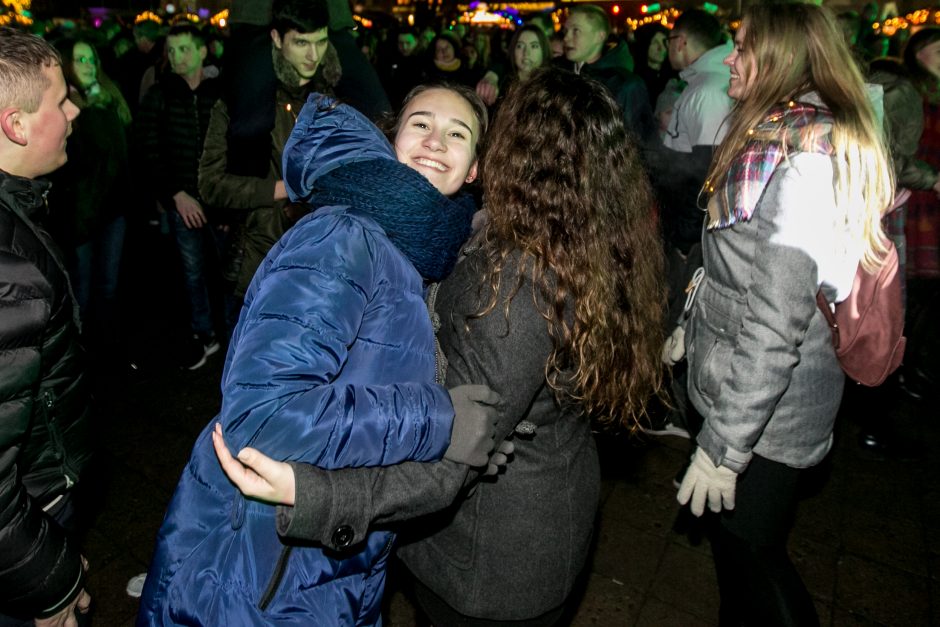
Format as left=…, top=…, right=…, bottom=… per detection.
left=444, top=384, right=501, bottom=467
left=483, top=439, right=515, bottom=476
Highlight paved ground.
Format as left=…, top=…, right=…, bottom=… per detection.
left=73, top=223, right=939, bottom=626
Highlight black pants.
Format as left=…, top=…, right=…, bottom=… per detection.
left=710, top=454, right=818, bottom=627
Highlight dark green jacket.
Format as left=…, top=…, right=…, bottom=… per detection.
left=198, top=44, right=341, bottom=296
left=871, top=68, right=937, bottom=190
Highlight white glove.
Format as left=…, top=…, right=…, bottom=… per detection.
left=662, top=325, right=686, bottom=365
left=677, top=447, right=737, bottom=516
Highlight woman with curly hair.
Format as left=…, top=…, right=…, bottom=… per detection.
left=675, top=4, right=893, bottom=625
left=213, top=68, right=667, bottom=625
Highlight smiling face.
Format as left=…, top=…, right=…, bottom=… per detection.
left=272, top=28, right=330, bottom=86
left=513, top=30, right=544, bottom=77
left=71, top=42, right=97, bottom=89
left=394, top=88, right=479, bottom=196
left=724, top=21, right=757, bottom=101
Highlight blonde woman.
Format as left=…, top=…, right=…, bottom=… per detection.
left=675, top=4, right=893, bottom=625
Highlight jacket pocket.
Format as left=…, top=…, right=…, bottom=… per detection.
left=39, top=390, right=77, bottom=489
left=695, top=335, right=733, bottom=401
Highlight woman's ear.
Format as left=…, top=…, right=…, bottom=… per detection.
left=465, top=160, right=479, bottom=184
left=0, top=108, right=27, bottom=146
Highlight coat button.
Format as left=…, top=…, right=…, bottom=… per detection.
left=331, top=525, right=354, bottom=548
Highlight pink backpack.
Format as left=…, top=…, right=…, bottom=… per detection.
left=816, top=240, right=906, bottom=387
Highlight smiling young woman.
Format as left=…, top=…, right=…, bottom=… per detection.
left=678, top=4, right=893, bottom=625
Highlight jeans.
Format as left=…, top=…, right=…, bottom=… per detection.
left=168, top=210, right=222, bottom=336
left=67, top=215, right=126, bottom=342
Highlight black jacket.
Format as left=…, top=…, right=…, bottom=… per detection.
left=136, top=71, right=222, bottom=211
left=0, top=170, right=92, bottom=620
left=578, top=42, right=655, bottom=142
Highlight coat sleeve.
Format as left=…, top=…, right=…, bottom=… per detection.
left=0, top=251, right=84, bottom=620
left=696, top=157, right=837, bottom=471
left=219, top=212, right=454, bottom=470
left=884, top=80, right=937, bottom=191
left=273, top=254, right=555, bottom=548
left=197, top=100, right=277, bottom=210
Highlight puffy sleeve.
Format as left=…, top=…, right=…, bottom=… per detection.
left=0, top=251, right=84, bottom=620
left=218, top=211, right=453, bottom=469
left=275, top=251, right=555, bottom=549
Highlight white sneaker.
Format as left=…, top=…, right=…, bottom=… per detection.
left=126, top=572, right=147, bottom=598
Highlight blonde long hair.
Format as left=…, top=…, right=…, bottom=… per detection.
left=707, top=2, right=893, bottom=271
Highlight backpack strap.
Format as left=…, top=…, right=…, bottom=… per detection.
left=815, top=289, right=840, bottom=350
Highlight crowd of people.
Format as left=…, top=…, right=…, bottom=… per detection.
left=1, top=0, right=938, bottom=625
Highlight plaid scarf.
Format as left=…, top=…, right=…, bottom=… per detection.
left=707, top=101, right=834, bottom=230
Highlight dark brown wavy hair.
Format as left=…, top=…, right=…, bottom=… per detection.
left=477, top=67, right=666, bottom=429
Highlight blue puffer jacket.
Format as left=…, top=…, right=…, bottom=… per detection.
left=138, top=100, right=455, bottom=626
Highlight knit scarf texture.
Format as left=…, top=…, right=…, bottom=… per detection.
left=707, top=101, right=834, bottom=230
left=310, top=159, right=476, bottom=282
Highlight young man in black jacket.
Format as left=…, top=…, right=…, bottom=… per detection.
left=0, top=27, right=92, bottom=627
left=136, top=24, right=224, bottom=369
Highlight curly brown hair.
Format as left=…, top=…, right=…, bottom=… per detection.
left=477, top=68, right=666, bottom=429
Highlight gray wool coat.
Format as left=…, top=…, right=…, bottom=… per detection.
left=686, top=151, right=860, bottom=473
left=278, top=246, right=600, bottom=622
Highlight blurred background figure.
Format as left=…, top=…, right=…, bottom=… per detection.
left=49, top=34, right=132, bottom=373
left=630, top=22, right=675, bottom=109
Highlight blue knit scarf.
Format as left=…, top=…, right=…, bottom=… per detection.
left=309, top=159, right=476, bottom=282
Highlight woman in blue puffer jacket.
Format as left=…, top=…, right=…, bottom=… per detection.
left=137, top=85, right=493, bottom=626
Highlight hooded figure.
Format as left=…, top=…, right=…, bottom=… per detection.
left=138, top=96, right=477, bottom=626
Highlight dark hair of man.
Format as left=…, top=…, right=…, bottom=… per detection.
left=527, top=12, right=553, bottom=34
left=569, top=5, right=610, bottom=38
left=133, top=19, right=162, bottom=41
left=0, top=26, right=60, bottom=112
left=904, top=26, right=940, bottom=92
left=478, top=67, right=666, bottom=426
left=673, top=8, right=723, bottom=51
left=272, top=0, right=330, bottom=38
left=167, top=23, right=206, bottom=49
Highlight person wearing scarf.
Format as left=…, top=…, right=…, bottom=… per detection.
left=137, top=87, right=497, bottom=625
left=674, top=4, right=894, bottom=626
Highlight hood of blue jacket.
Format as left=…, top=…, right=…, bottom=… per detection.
left=282, top=94, right=395, bottom=203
